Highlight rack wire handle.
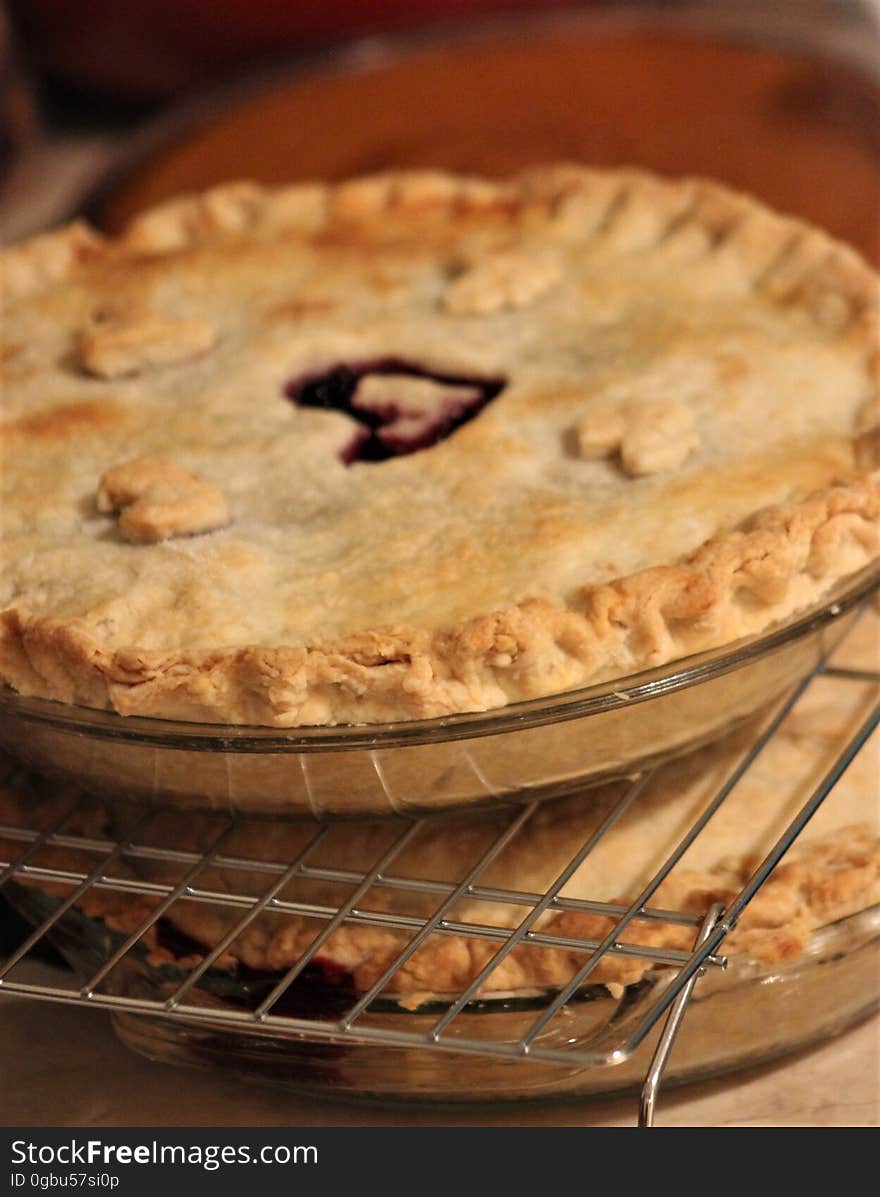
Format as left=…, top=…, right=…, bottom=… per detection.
left=638, top=902, right=725, bottom=1127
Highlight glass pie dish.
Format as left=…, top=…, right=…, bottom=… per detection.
left=0, top=565, right=876, bottom=817
left=74, top=906, right=880, bottom=1102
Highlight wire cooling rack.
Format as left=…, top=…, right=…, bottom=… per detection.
left=0, top=612, right=877, bottom=1126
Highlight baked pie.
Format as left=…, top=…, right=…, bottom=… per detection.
left=1, top=167, right=878, bottom=726
left=1, top=610, right=877, bottom=1000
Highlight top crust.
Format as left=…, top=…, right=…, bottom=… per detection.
left=1, top=166, right=879, bottom=726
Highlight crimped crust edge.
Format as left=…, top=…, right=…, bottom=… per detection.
left=2, top=474, right=878, bottom=726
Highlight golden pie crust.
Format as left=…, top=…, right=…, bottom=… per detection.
left=1, top=167, right=878, bottom=726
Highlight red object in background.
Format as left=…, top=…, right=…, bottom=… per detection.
left=8, top=0, right=561, bottom=100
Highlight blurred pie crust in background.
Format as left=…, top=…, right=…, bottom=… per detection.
left=96, top=18, right=880, bottom=263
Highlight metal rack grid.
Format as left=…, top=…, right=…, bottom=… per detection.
left=0, top=612, right=877, bottom=1126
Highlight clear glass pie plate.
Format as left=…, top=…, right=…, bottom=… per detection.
left=105, top=907, right=880, bottom=1103
left=0, top=565, right=877, bottom=817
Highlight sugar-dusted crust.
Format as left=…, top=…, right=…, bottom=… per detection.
left=1, top=638, right=877, bottom=998
left=2, top=167, right=879, bottom=726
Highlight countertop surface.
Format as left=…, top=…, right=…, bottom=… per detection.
left=1, top=961, right=877, bottom=1128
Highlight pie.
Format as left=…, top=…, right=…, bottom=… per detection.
left=1, top=610, right=877, bottom=999
left=1, top=166, right=878, bottom=726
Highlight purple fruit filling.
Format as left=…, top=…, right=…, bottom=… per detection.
left=285, top=358, right=505, bottom=464
left=154, top=919, right=357, bottom=1020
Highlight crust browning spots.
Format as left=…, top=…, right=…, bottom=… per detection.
left=1, top=399, right=128, bottom=443
left=267, top=297, right=337, bottom=322
left=307, top=229, right=455, bottom=262
left=0, top=342, right=28, bottom=382
left=715, top=353, right=752, bottom=382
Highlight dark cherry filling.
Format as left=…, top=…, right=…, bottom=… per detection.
left=285, top=357, right=506, bottom=464
left=154, top=918, right=357, bottom=1020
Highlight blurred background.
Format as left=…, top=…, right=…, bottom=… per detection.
left=1, top=0, right=878, bottom=256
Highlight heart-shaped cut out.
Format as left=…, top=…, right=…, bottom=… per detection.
left=285, top=358, right=505, bottom=463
